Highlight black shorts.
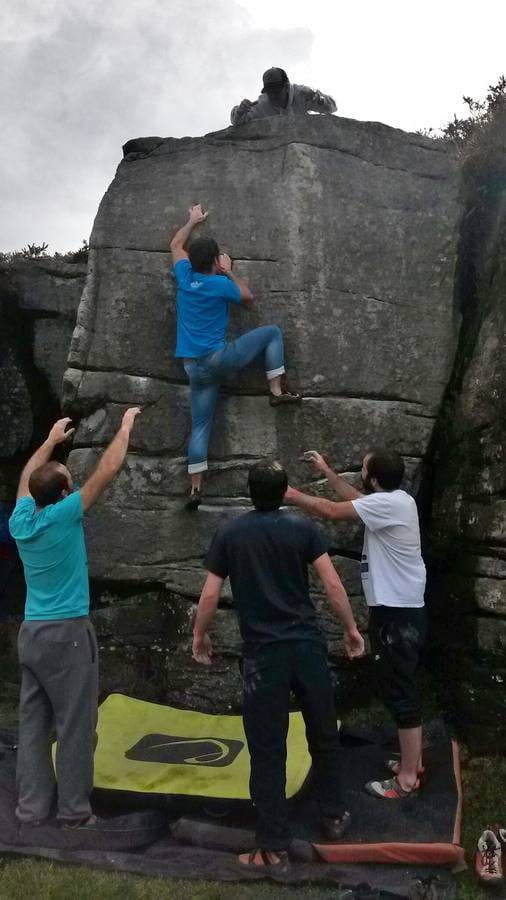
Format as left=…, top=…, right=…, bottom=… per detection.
left=368, top=605, right=427, bottom=729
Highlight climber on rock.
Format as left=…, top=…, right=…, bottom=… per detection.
left=286, top=448, right=427, bottom=801
left=170, top=203, right=301, bottom=511
left=230, top=67, right=337, bottom=126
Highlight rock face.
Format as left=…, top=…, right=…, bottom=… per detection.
left=63, top=116, right=462, bottom=710
left=0, top=258, right=86, bottom=614
left=430, top=155, right=506, bottom=751
left=0, top=257, right=86, bottom=465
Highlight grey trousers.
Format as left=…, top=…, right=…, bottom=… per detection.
left=16, top=617, right=99, bottom=824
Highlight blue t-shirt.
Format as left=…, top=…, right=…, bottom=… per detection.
left=9, top=492, right=89, bottom=621
left=173, top=258, right=242, bottom=358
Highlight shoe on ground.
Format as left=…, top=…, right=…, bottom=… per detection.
left=186, top=489, right=202, bottom=511
left=269, top=391, right=302, bottom=407
left=475, top=829, right=503, bottom=884
left=237, top=848, right=291, bottom=874
left=18, top=819, right=59, bottom=848
left=18, top=810, right=166, bottom=851
left=62, top=811, right=167, bottom=850
left=17, top=816, right=51, bottom=827
left=365, top=776, right=420, bottom=799
left=321, top=810, right=352, bottom=841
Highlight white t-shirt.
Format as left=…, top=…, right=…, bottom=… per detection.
left=351, top=490, right=426, bottom=608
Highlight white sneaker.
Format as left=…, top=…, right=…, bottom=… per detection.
left=475, top=829, right=503, bottom=884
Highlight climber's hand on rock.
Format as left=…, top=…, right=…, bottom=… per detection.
left=238, top=99, right=254, bottom=114
left=121, top=407, right=141, bottom=432
left=193, top=632, right=212, bottom=665
left=218, top=253, right=232, bottom=274
left=48, top=417, right=75, bottom=445
left=188, top=204, right=208, bottom=225
left=303, top=450, right=329, bottom=475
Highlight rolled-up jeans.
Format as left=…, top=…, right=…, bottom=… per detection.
left=183, top=325, right=285, bottom=474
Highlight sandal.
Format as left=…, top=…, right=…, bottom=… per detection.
left=269, top=391, right=302, bottom=407
left=237, top=848, right=291, bottom=874
left=365, top=776, right=420, bottom=799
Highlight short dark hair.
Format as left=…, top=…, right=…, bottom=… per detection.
left=29, top=462, right=69, bottom=507
left=366, top=449, right=405, bottom=491
left=188, top=237, right=220, bottom=274
left=248, top=461, right=288, bottom=512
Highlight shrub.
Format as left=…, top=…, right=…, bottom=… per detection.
left=442, top=75, right=506, bottom=163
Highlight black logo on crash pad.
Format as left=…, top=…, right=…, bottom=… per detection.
left=125, top=734, right=244, bottom=767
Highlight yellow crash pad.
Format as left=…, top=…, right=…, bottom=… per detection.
left=92, top=693, right=312, bottom=800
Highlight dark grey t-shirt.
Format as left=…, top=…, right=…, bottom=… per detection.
left=205, top=508, right=330, bottom=652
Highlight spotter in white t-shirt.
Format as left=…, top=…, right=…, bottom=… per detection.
left=351, top=490, right=426, bottom=609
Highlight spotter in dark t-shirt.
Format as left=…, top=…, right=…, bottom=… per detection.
left=205, top=508, right=330, bottom=652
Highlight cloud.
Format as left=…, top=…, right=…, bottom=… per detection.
left=0, top=0, right=312, bottom=251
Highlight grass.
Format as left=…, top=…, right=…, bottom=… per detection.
left=1, top=679, right=505, bottom=897
left=0, top=866, right=348, bottom=900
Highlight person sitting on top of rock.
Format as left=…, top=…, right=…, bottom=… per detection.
left=230, top=67, right=337, bottom=126
left=170, top=203, right=301, bottom=511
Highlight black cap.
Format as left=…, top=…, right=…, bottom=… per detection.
left=262, top=67, right=289, bottom=93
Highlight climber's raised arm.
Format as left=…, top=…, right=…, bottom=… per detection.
left=170, top=204, right=209, bottom=263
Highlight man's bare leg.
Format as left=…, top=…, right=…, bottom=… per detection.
left=269, top=374, right=282, bottom=397
left=190, top=473, right=202, bottom=494
left=396, top=726, right=423, bottom=791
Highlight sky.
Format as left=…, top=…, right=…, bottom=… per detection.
left=1, top=0, right=505, bottom=252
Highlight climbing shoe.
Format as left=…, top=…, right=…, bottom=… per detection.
left=269, top=391, right=302, bottom=407
left=365, top=776, right=420, bottom=799
left=186, top=489, right=202, bottom=511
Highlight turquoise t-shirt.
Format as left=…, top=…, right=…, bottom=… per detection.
left=174, top=258, right=242, bottom=358
left=9, top=492, right=89, bottom=621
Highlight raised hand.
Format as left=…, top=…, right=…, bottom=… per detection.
left=303, top=450, right=329, bottom=475
left=48, top=417, right=75, bottom=445
left=121, top=407, right=142, bottom=432
left=188, top=204, right=208, bottom=225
